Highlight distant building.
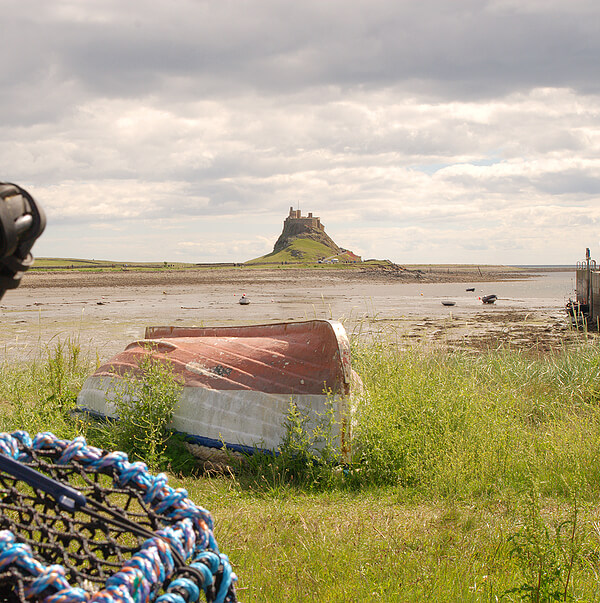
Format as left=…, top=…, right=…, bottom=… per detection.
left=286, top=207, right=325, bottom=231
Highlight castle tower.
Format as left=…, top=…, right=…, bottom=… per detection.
left=273, top=207, right=338, bottom=253
left=284, top=208, right=323, bottom=231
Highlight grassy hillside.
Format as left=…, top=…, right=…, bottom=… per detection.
left=245, top=238, right=339, bottom=265
left=245, top=238, right=358, bottom=265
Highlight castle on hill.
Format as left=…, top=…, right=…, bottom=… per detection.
left=270, top=207, right=361, bottom=263
left=285, top=207, right=325, bottom=231
left=245, top=206, right=362, bottom=263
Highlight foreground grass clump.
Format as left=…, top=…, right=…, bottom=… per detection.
left=103, top=353, right=183, bottom=471
left=351, top=341, right=600, bottom=500
left=2, top=337, right=600, bottom=600
left=0, top=338, right=91, bottom=438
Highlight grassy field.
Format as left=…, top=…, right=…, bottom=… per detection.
left=32, top=255, right=394, bottom=272
left=32, top=257, right=199, bottom=270
left=2, top=335, right=600, bottom=601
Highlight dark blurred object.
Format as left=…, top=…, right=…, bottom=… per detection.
left=0, top=183, right=46, bottom=300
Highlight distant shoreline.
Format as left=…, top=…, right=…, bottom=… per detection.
left=18, top=263, right=560, bottom=290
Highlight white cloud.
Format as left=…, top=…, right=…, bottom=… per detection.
left=2, top=1, right=600, bottom=264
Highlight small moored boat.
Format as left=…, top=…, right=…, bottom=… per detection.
left=441, top=301, right=456, bottom=306
left=481, top=294, right=498, bottom=304
left=77, top=320, right=356, bottom=456
left=239, top=293, right=250, bottom=305
left=566, top=299, right=589, bottom=318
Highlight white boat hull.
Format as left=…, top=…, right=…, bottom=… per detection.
left=79, top=376, right=348, bottom=453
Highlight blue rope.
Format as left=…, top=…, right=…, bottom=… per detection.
left=0, top=431, right=238, bottom=603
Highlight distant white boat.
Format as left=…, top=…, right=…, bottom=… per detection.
left=239, top=293, right=250, bottom=305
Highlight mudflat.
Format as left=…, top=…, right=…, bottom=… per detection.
left=20, top=264, right=534, bottom=289
left=1, top=266, right=582, bottom=362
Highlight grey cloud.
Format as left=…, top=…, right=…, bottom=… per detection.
left=4, top=0, right=600, bottom=117
left=534, top=171, right=600, bottom=195
left=1, top=1, right=599, bottom=264
left=438, top=163, right=600, bottom=199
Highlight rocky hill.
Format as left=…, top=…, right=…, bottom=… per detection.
left=247, top=208, right=360, bottom=264
left=273, top=210, right=341, bottom=255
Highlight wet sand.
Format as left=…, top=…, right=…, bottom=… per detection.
left=18, top=263, right=535, bottom=288
left=0, top=266, right=585, bottom=361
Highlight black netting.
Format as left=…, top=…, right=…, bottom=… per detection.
left=0, top=447, right=168, bottom=595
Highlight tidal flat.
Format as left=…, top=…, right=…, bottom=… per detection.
left=0, top=266, right=581, bottom=361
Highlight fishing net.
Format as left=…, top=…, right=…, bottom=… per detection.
left=0, top=431, right=237, bottom=603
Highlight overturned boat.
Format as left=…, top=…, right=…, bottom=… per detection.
left=77, top=320, right=356, bottom=456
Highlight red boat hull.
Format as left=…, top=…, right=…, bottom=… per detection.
left=77, top=320, right=355, bottom=455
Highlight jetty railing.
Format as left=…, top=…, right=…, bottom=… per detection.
left=575, top=248, right=600, bottom=326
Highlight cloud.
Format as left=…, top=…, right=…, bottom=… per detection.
left=2, top=1, right=600, bottom=264
left=4, top=0, right=600, bottom=108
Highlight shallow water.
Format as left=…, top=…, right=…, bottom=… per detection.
left=370, top=271, right=575, bottom=317
left=0, top=271, right=576, bottom=361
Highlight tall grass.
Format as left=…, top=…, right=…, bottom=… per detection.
left=0, top=337, right=91, bottom=437
left=2, top=335, right=600, bottom=599
left=3, top=335, right=600, bottom=502
left=351, top=341, right=600, bottom=501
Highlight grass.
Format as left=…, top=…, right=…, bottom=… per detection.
left=0, top=337, right=91, bottom=437
left=245, top=239, right=341, bottom=265
left=2, top=335, right=600, bottom=600
left=245, top=239, right=368, bottom=266
left=173, top=481, right=600, bottom=602
left=350, top=341, right=600, bottom=499
left=33, top=257, right=199, bottom=271
left=32, top=254, right=380, bottom=272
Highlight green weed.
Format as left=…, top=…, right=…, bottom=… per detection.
left=505, top=483, right=585, bottom=602
left=0, top=337, right=90, bottom=437
left=237, top=400, right=343, bottom=492
left=107, top=351, right=183, bottom=471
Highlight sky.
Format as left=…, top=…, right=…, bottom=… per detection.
left=2, top=0, right=600, bottom=265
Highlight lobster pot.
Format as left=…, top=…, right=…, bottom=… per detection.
left=0, top=431, right=237, bottom=602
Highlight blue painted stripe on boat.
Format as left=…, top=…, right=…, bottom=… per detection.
left=183, top=433, right=273, bottom=456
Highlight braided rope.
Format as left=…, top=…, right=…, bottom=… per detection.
left=0, top=431, right=237, bottom=603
